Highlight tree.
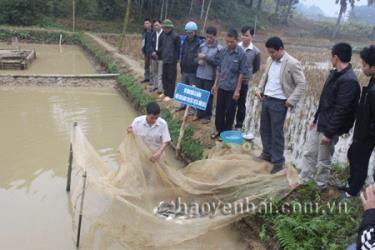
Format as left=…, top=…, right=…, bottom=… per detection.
left=368, top=0, right=375, bottom=38
left=200, top=0, right=206, bottom=20
left=282, top=0, right=299, bottom=25
left=257, top=0, right=262, bottom=10
left=275, top=0, right=281, bottom=14
left=202, top=0, right=212, bottom=32
left=332, top=0, right=357, bottom=39
left=189, top=0, right=194, bottom=17
left=119, top=0, right=132, bottom=50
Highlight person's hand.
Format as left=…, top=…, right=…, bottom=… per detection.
left=309, top=123, right=316, bottom=130
left=127, top=126, right=133, bottom=134
left=150, top=151, right=162, bottom=162
left=285, top=101, right=293, bottom=108
left=361, top=184, right=375, bottom=211
left=198, top=53, right=206, bottom=59
left=320, top=135, right=331, bottom=145
left=233, top=90, right=240, bottom=101
left=151, top=52, right=158, bottom=60
left=211, top=85, right=217, bottom=95
left=255, top=92, right=265, bottom=102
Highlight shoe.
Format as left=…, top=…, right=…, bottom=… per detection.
left=211, top=132, right=220, bottom=140
left=157, top=91, right=163, bottom=95
left=336, top=183, right=349, bottom=192
left=141, top=79, right=150, bottom=83
left=175, top=106, right=186, bottom=112
left=188, top=109, right=196, bottom=116
left=338, top=191, right=353, bottom=201
left=201, top=118, right=211, bottom=124
left=235, top=125, right=243, bottom=130
left=152, top=87, right=158, bottom=92
left=163, top=97, right=171, bottom=102
left=290, top=182, right=302, bottom=190
left=158, top=93, right=165, bottom=98
left=316, top=184, right=328, bottom=191
left=270, top=164, right=283, bottom=174
left=257, top=153, right=271, bottom=162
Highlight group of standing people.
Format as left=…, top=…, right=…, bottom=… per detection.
left=139, top=18, right=375, bottom=249
left=141, top=18, right=375, bottom=199
left=141, top=18, right=261, bottom=129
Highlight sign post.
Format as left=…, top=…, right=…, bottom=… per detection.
left=173, top=83, right=210, bottom=158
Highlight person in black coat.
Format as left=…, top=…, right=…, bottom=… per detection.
left=159, top=19, right=180, bottom=99
left=141, top=18, right=153, bottom=83
left=298, top=43, right=361, bottom=189
left=338, top=45, right=375, bottom=198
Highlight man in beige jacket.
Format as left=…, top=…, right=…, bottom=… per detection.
left=256, top=36, right=306, bottom=174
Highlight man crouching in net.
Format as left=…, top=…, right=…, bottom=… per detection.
left=127, top=102, right=171, bottom=162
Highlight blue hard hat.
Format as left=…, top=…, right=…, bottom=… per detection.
left=185, top=21, right=198, bottom=32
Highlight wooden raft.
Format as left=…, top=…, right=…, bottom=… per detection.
left=0, top=49, right=36, bottom=70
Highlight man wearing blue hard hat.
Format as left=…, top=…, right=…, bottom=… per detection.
left=176, top=21, right=204, bottom=113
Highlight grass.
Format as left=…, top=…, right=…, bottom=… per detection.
left=238, top=166, right=363, bottom=250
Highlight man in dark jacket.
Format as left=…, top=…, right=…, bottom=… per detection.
left=142, top=18, right=153, bottom=83
left=176, top=21, right=204, bottom=112
left=298, top=43, right=360, bottom=189
left=160, top=19, right=180, bottom=100
left=338, top=45, right=375, bottom=198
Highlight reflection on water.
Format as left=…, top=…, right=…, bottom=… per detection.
left=0, top=43, right=96, bottom=75
left=0, top=86, right=246, bottom=250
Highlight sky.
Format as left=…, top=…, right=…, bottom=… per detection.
left=300, top=0, right=368, bottom=17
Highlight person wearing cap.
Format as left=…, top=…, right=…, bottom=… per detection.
left=176, top=21, right=204, bottom=113
left=159, top=19, right=180, bottom=100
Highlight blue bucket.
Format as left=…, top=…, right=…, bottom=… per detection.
left=220, top=130, right=244, bottom=145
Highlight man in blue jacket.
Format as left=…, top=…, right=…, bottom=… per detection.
left=176, top=21, right=204, bottom=113
left=141, top=18, right=153, bottom=83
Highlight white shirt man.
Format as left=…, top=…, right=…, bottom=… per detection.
left=128, top=103, right=171, bottom=162
left=155, top=29, right=163, bottom=51
left=264, top=55, right=287, bottom=100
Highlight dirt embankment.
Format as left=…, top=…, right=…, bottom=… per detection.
left=0, top=76, right=117, bottom=87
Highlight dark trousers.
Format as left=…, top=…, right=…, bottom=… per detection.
left=144, top=54, right=151, bottom=80
left=235, top=84, right=248, bottom=128
left=162, top=63, right=177, bottom=98
left=215, top=88, right=237, bottom=133
left=197, top=78, right=214, bottom=119
left=347, top=140, right=375, bottom=196
left=260, top=97, right=288, bottom=166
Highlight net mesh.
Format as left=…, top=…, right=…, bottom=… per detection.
left=70, top=125, right=298, bottom=248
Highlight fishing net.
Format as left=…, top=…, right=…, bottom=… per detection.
left=70, top=125, right=298, bottom=249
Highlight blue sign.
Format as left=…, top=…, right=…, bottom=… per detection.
left=174, top=83, right=210, bottom=111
